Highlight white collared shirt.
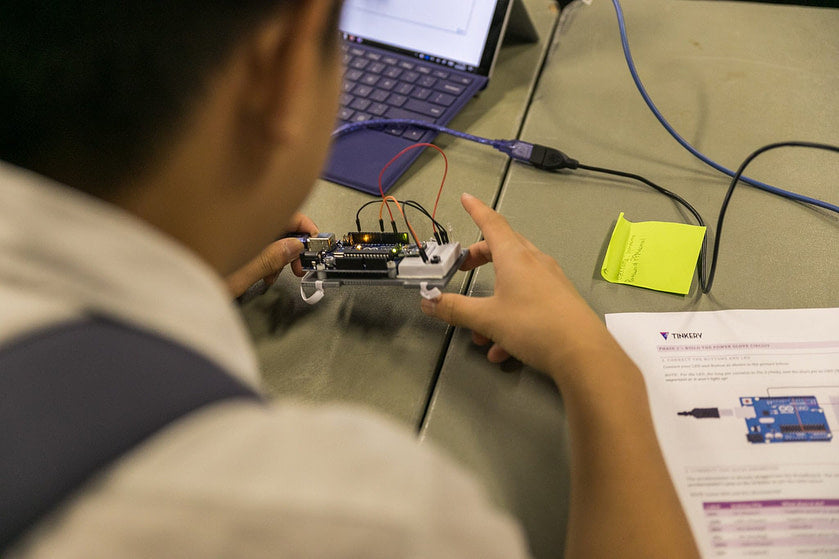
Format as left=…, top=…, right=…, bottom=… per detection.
left=0, top=162, right=530, bottom=559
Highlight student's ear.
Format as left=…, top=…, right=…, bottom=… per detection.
left=243, top=0, right=339, bottom=145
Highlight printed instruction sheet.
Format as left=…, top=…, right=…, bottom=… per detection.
left=606, top=308, right=839, bottom=558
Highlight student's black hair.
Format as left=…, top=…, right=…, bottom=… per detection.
left=0, top=1, right=340, bottom=197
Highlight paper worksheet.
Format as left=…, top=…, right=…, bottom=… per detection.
left=606, top=308, right=839, bottom=558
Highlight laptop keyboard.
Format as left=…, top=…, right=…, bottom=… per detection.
left=338, top=43, right=475, bottom=140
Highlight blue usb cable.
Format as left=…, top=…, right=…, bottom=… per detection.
left=333, top=0, right=838, bottom=214
left=609, top=0, right=838, bottom=213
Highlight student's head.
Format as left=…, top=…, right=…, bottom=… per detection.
left=0, top=1, right=343, bottom=273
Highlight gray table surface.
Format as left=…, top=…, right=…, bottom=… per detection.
left=239, top=0, right=561, bottom=427
left=421, top=1, right=839, bottom=558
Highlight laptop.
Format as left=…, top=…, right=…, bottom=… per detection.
left=322, top=0, right=514, bottom=195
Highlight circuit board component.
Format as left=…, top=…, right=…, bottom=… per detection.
left=740, top=396, right=832, bottom=443
left=298, top=232, right=467, bottom=299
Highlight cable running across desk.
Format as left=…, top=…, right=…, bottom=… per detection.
left=608, top=0, right=839, bottom=214
left=334, top=1, right=839, bottom=215
left=704, top=141, right=839, bottom=293
left=333, top=2, right=839, bottom=294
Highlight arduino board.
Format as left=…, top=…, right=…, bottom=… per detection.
left=298, top=232, right=467, bottom=300
left=740, top=396, right=832, bottom=444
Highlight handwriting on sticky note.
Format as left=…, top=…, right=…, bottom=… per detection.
left=601, top=213, right=706, bottom=295
left=619, top=234, right=645, bottom=283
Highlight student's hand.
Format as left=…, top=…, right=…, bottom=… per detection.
left=420, top=194, right=613, bottom=383
left=225, top=213, right=318, bottom=299
left=422, top=195, right=702, bottom=559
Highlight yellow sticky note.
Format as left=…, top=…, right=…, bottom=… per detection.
left=601, top=213, right=706, bottom=295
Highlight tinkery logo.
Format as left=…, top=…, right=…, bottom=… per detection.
left=659, top=331, right=702, bottom=341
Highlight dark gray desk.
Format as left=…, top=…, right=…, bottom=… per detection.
left=240, top=0, right=561, bottom=427
left=421, top=1, right=839, bottom=558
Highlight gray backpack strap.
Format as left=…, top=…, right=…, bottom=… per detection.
left=0, top=317, right=261, bottom=550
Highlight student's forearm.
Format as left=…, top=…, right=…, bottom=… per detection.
left=417, top=195, right=700, bottom=557
left=548, top=324, right=700, bottom=559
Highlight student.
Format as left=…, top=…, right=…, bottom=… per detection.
left=0, top=1, right=698, bottom=557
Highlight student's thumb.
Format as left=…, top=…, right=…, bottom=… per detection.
left=420, top=292, right=486, bottom=331
left=226, top=238, right=304, bottom=298
left=259, top=238, right=305, bottom=283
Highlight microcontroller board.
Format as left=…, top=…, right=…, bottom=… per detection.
left=298, top=232, right=467, bottom=298
left=740, top=396, right=832, bottom=444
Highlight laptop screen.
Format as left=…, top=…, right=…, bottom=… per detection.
left=339, top=0, right=511, bottom=76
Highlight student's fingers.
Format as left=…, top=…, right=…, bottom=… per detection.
left=225, top=238, right=305, bottom=298
left=421, top=292, right=492, bottom=336
left=470, top=330, right=513, bottom=364
left=472, top=331, right=491, bottom=346
left=260, top=237, right=305, bottom=281
left=286, top=212, right=318, bottom=236
left=427, top=296, right=514, bottom=365
left=427, top=194, right=597, bottom=371
left=459, top=240, right=493, bottom=271
left=460, top=193, right=520, bottom=253
left=486, top=343, right=511, bottom=364
left=278, top=213, right=317, bottom=279
left=289, top=258, right=306, bottom=278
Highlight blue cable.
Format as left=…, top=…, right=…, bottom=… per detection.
left=610, top=0, right=839, bottom=214
left=333, top=119, right=515, bottom=150
left=333, top=119, right=550, bottom=166
left=334, top=4, right=838, bottom=214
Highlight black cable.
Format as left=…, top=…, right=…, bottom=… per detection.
left=354, top=200, right=382, bottom=231
left=402, top=200, right=449, bottom=243
left=576, top=164, right=706, bottom=228
left=678, top=407, right=720, bottom=419
left=704, top=141, right=839, bottom=293
left=402, top=201, right=440, bottom=243
left=348, top=140, right=837, bottom=294
left=575, top=163, right=710, bottom=292
left=354, top=199, right=449, bottom=242
left=526, top=142, right=838, bottom=294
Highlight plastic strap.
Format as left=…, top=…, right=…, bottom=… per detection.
left=0, top=317, right=260, bottom=550
left=300, top=280, right=325, bottom=305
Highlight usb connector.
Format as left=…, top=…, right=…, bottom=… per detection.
left=497, top=141, right=579, bottom=171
